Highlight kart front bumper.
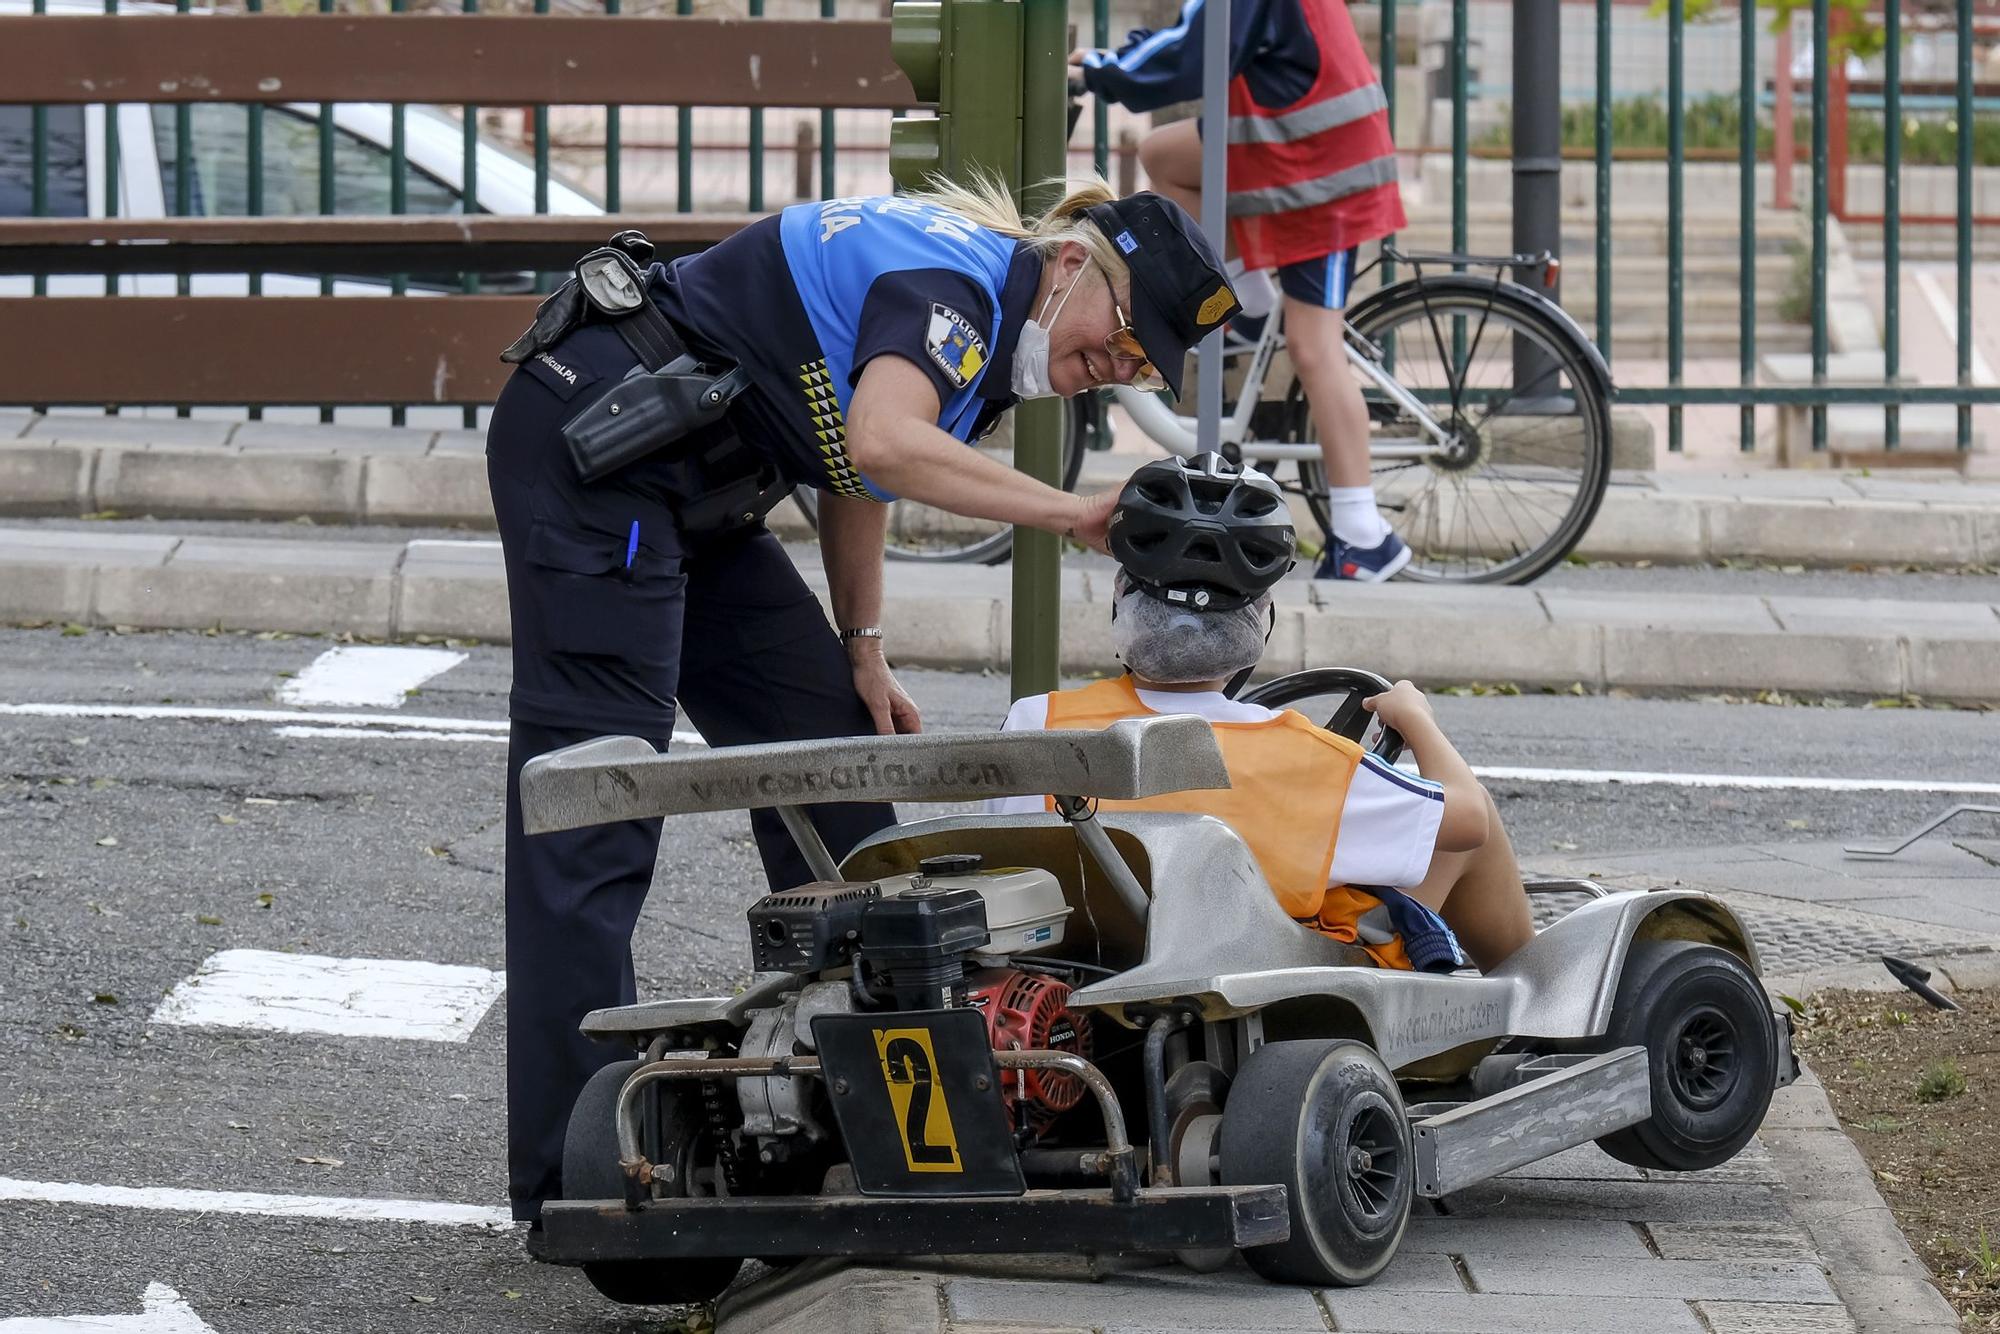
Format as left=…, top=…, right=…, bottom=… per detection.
left=535, top=1185, right=1290, bottom=1264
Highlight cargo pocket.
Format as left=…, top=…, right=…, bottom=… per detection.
left=525, top=520, right=686, bottom=664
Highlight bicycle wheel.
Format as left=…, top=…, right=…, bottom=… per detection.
left=1290, top=282, right=1611, bottom=585
left=790, top=397, right=1087, bottom=565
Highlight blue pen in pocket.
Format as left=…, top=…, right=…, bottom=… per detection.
left=624, top=520, right=640, bottom=573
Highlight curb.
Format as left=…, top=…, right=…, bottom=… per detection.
left=4, top=413, right=1998, bottom=569
left=1758, top=1070, right=1964, bottom=1334
left=5, top=527, right=2000, bottom=700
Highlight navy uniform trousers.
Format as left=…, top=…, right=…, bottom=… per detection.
left=486, top=338, right=895, bottom=1224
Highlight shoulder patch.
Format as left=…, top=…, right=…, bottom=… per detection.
left=925, top=303, right=988, bottom=388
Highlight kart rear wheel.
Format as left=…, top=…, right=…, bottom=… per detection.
left=1220, top=1039, right=1412, bottom=1286
left=1595, top=938, right=1777, bottom=1173
left=562, top=1058, right=744, bottom=1306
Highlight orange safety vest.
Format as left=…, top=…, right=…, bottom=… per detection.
left=1040, top=677, right=1415, bottom=969
left=1225, top=0, right=1408, bottom=271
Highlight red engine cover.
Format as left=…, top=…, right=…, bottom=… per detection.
left=966, top=968, right=1094, bottom=1126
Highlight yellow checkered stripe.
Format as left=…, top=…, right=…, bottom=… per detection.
left=798, top=359, right=872, bottom=500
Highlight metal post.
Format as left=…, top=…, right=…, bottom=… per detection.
left=676, top=0, right=693, bottom=211
left=463, top=0, right=483, bottom=429
left=1195, top=0, right=1228, bottom=456
left=1595, top=0, right=1610, bottom=360
left=1013, top=0, right=1066, bottom=699
left=1738, top=0, right=1755, bottom=453
left=317, top=0, right=334, bottom=422
left=1667, top=0, right=1684, bottom=453
left=1883, top=0, right=1899, bottom=449
left=605, top=0, right=623, bottom=213
left=746, top=0, right=763, bottom=212
left=820, top=0, right=838, bottom=198
left=1810, top=0, right=1828, bottom=452
left=1381, top=0, right=1397, bottom=287
left=1956, top=0, right=1973, bottom=451
left=1093, top=0, right=1110, bottom=179
left=390, top=0, right=409, bottom=426
left=1512, top=0, right=1561, bottom=402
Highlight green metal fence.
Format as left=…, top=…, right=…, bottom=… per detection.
left=4, top=0, right=1996, bottom=450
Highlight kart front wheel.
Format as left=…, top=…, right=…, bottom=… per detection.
left=1220, top=1039, right=1413, bottom=1286
left=561, top=1058, right=744, bottom=1306
left=1595, top=938, right=1777, bottom=1173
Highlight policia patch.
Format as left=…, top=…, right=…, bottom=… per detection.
left=925, top=305, right=988, bottom=388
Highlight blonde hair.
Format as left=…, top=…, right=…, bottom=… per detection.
left=903, top=172, right=1135, bottom=297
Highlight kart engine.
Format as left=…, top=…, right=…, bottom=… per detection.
left=743, top=854, right=1091, bottom=1135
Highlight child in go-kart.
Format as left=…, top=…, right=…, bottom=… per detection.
left=989, top=455, right=1534, bottom=972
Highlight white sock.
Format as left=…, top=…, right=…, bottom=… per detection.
left=1326, top=487, right=1391, bottom=547
left=1224, top=258, right=1279, bottom=319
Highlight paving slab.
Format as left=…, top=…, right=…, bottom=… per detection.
left=1693, top=1301, right=1859, bottom=1334
left=1459, top=1255, right=1837, bottom=1303
left=943, top=1270, right=1332, bottom=1331
left=1316, top=1290, right=1706, bottom=1333
left=93, top=536, right=397, bottom=637
left=1402, top=1215, right=1652, bottom=1259
left=231, top=422, right=435, bottom=456
left=1764, top=595, right=2000, bottom=638
left=22, top=414, right=236, bottom=449
left=0, top=527, right=180, bottom=567
left=1647, top=1220, right=1821, bottom=1261
left=1541, top=590, right=1778, bottom=632
left=0, top=410, right=37, bottom=439
left=427, top=428, right=488, bottom=457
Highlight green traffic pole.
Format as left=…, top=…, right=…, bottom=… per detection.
left=1012, top=0, right=1067, bottom=701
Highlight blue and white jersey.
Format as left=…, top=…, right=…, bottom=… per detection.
left=652, top=196, right=1038, bottom=501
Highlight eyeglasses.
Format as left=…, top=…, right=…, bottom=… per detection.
left=1102, top=267, right=1166, bottom=390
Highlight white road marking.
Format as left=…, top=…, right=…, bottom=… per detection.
left=0, top=701, right=706, bottom=747
left=0, top=701, right=507, bottom=731
left=151, top=950, right=505, bottom=1043
left=1474, top=765, right=2000, bottom=796
left=276, top=645, right=468, bottom=709
left=274, top=725, right=506, bottom=745
left=5, top=700, right=1987, bottom=791
left=0, top=1283, right=218, bottom=1334
left=0, top=1177, right=510, bottom=1229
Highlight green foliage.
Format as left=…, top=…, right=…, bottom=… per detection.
left=1651, top=0, right=1903, bottom=61
left=1914, top=1058, right=1967, bottom=1104
left=1478, top=92, right=2000, bottom=170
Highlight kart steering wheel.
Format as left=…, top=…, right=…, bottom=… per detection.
left=1236, top=668, right=1406, bottom=761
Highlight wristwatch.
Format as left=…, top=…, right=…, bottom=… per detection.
left=840, top=626, right=884, bottom=642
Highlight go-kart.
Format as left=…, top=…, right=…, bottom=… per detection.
left=519, top=670, right=1798, bottom=1304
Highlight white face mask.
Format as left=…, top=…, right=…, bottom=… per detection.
left=1010, top=266, right=1084, bottom=400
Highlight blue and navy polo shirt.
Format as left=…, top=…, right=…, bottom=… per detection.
left=651, top=196, right=1044, bottom=501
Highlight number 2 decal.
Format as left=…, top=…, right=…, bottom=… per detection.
left=873, top=1027, right=963, bottom=1172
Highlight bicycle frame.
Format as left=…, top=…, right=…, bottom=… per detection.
left=1112, top=314, right=1453, bottom=463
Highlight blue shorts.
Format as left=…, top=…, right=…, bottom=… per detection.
left=1276, top=247, right=1360, bottom=310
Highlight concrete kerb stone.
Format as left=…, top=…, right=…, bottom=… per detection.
left=230, top=421, right=435, bottom=456
left=0, top=528, right=179, bottom=627
left=394, top=540, right=508, bottom=642
left=94, top=536, right=397, bottom=637
left=1756, top=1074, right=1963, bottom=1334
left=1706, top=498, right=1979, bottom=568
left=0, top=443, right=92, bottom=515
left=0, top=410, right=37, bottom=440
left=1906, top=627, right=2000, bottom=702
left=95, top=447, right=365, bottom=522
left=1570, top=487, right=1706, bottom=563
left=363, top=453, right=495, bottom=527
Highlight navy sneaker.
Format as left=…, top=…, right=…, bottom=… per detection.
left=1316, top=531, right=1412, bottom=582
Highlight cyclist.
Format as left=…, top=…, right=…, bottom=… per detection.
left=1074, top=0, right=1413, bottom=580
left=988, top=456, right=1533, bottom=970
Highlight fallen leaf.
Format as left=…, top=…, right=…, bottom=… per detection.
left=1566, top=681, right=1586, bottom=696
left=55, top=1023, right=85, bottom=1041
left=1785, top=818, right=1810, bottom=830
left=217, top=814, right=239, bottom=826
left=61, top=623, right=89, bottom=638
left=89, top=778, right=115, bottom=791
left=296, top=1156, right=344, bottom=1167
left=196, top=914, right=223, bottom=927
left=92, top=992, right=118, bottom=1005
left=228, top=1121, right=251, bottom=1131
left=255, top=893, right=275, bottom=910
left=94, top=836, right=119, bottom=848
left=1552, top=841, right=1580, bottom=852
left=408, top=1295, right=435, bottom=1305
left=502, top=1290, right=523, bottom=1300
left=1779, top=994, right=1808, bottom=1016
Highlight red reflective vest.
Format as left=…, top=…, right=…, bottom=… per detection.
left=1225, top=0, right=1406, bottom=271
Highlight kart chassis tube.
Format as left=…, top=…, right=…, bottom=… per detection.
left=612, top=1048, right=1140, bottom=1206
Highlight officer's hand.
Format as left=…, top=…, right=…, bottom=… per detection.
left=851, top=650, right=923, bottom=736
left=1069, top=489, right=1117, bottom=555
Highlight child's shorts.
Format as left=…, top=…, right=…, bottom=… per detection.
left=1277, top=246, right=1361, bottom=310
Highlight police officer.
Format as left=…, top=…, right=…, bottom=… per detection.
left=487, top=175, right=1239, bottom=1234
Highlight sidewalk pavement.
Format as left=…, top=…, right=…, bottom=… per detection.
left=4, top=523, right=1998, bottom=702
left=715, top=835, right=1999, bottom=1334
left=4, top=413, right=1998, bottom=569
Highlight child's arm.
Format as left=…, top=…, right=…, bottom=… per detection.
left=1362, top=681, right=1490, bottom=853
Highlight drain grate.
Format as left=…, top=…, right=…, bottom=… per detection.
left=1526, top=891, right=1996, bottom=973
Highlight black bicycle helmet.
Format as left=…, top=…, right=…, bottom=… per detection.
left=1108, top=454, right=1296, bottom=612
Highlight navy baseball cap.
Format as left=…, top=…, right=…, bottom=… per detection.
left=1083, top=192, right=1240, bottom=400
